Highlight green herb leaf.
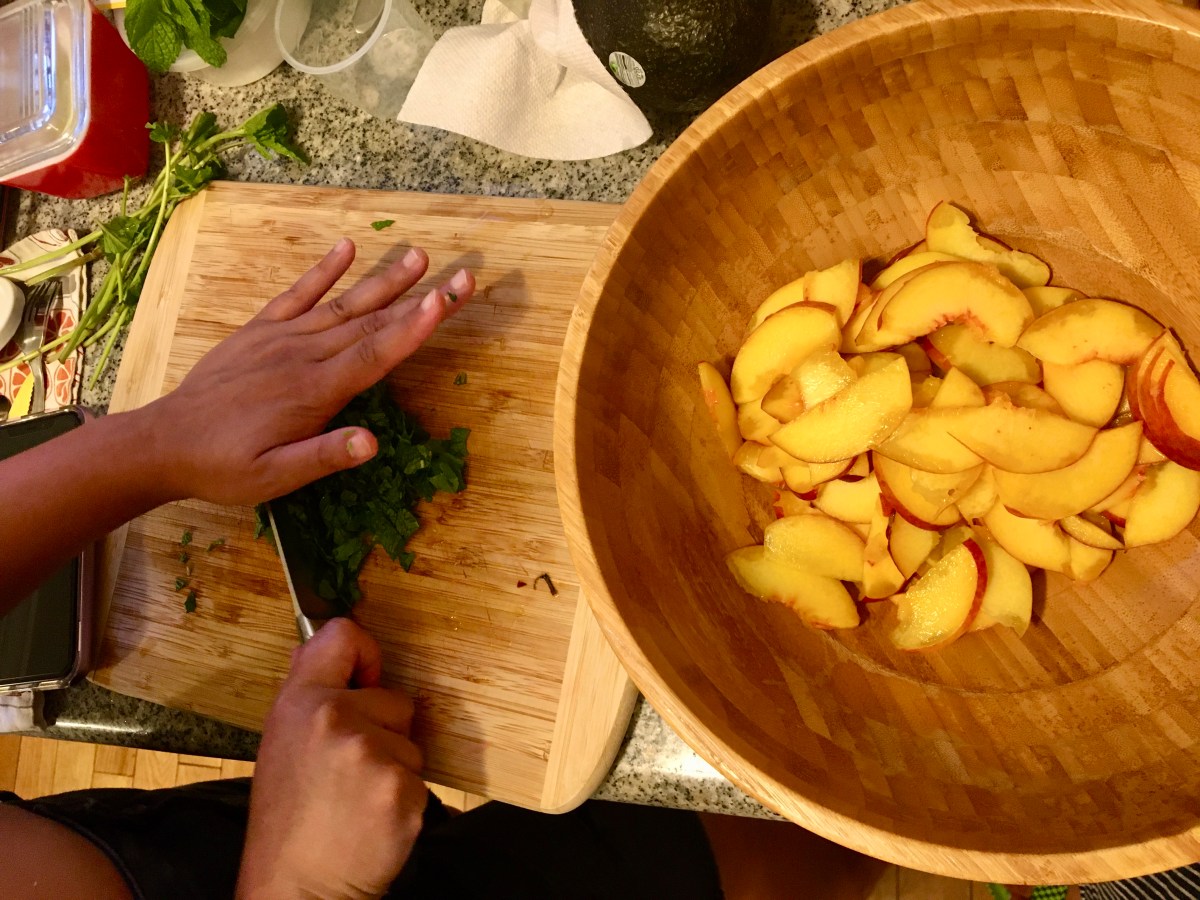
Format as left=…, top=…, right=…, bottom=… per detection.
left=371, top=220, right=395, bottom=231
left=272, top=385, right=469, bottom=610
left=242, top=104, right=308, bottom=164
left=124, top=0, right=183, bottom=73
left=179, top=551, right=190, bottom=565
left=184, top=590, right=197, bottom=613
left=454, top=372, right=468, bottom=386
left=147, top=121, right=181, bottom=145
left=99, top=216, right=142, bottom=261
left=207, top=538, right=226, bottom=552
left=174, top=576, right=190, bottom=591
left=447, top=292, right=458, bottom=303
left=181, top=530, right=193, bottom=547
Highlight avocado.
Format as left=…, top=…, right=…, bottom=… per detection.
left=575, top=0, right=773, bottom=115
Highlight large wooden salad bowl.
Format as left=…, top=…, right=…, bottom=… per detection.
left=555, top=0, right=1200, bottom=882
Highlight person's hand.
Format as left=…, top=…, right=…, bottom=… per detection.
left=137, top=238, right=475, bottom=505
left=237, top=619, right=428, bottom=900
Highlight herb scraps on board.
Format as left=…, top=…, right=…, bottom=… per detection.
left=269, top=383, right=470, bottom=611
left=371, top=219, right=396, bottom=231
left=125, top=0, right=247, bottom=73
left=184, top=590, right=198, bottom=613
left=0, top=105, right=306, bottom=384
left=454, top=372, right=468, bottom=386
left=174, top=529, right=226, bottom=612
left=533, top=573, right=559, bottom=596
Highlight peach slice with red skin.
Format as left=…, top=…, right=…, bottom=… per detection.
left=991, top=422, right=1142, bottom=520
left=731, top=305, right=841, bottom=403
left=983, top=382, right=1064, bottom=416
left=925, top=202, right=1051, bottom=288
left=1060, top=514, right=1123, bottom=551
left=870, top=251, right=962, bottom=290
left=698, top=362, right=742, bottom=460
left=874, top=453, right=976, bottom=530
left=1016, top=298, right=1164, bottom=366
left=772, top=490, right=813, bottom=519
left=889, top=515, right=941, bottom=579
left=726, top=546, right=860, bottom=629
left=763, top=514, right=866, bottom=582
left=1041, top=359, right=1124, bottom=428
left=889, top=538, right=987, bottom=651
left=922, top=324, right=1041, bottom=385
left=968, top=536, right=1032, bottom=636
left=942, top=398, right=1098, bottom=474
left=770, top=357, right=912, bottom=463
left=1123, top=461, right=1200, bottom=547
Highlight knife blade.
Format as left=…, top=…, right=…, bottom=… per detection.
left=266, top=503, right=342, bottom=642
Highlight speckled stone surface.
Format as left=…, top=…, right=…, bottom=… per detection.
left=14, top=0, right=908, bottom=817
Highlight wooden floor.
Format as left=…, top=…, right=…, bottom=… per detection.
left=0, top=733, right=993, bottom=899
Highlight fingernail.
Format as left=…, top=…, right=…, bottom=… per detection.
left=346, top=430, right=374, bottom=460
left=448, top=268, right=471, bottom=298
left=421, top=288, right=442, bottom=315
left=402, top=247, right=423, bottom=268
left=335, top=237, right=353, bottom=253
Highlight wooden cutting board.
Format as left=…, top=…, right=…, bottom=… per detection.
left=92, top=182, right=636, bottom=812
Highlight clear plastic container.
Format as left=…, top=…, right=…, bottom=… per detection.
left=275, top=0, right=433, bottom=120
left=0, top=0, right=150, bottom=199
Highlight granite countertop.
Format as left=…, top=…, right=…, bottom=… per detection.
left=14, top=0, right=905, bottom=818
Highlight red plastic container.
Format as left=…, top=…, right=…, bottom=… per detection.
left=0, top=0, right=150, bottom=199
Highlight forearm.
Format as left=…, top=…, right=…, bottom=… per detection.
left=0, top=405, right=181, bottom=609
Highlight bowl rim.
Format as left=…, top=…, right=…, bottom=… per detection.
left=553, top=0, right=1200, bottom=882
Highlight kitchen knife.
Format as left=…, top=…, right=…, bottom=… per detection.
left=266, top=503, right=341, bottom=642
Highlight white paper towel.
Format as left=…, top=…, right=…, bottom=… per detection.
left=0, top=691, right=42, bottom=733
left=398, top=0, right=651, bottom=160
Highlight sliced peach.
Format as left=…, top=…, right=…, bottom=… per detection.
left=862, top=507, right=906, bottom=600
left=912, top=375, right=944, bottom=408
left=782, top=459, right=854, bottom=494
left=870, top=251, right=963, bottom=290
left=813, top=473, right=882, bottom=524
left=795, top=347, right=856, bottom=410
left=1091, top=466, right=1148, bottom=526
left=889, top=515, right=941, bottom=579
left=731, top=305, right=841, bottom=403
left=874, top=409, right=985, bottom=474
left=699, top=362, right=742, bottom=460
left=842, top=291, right=882, bottom=354
left=1136, top=435, right=1167, bottom=465
left=761, top=374, right=805, bottom=423
left=894, top=342, right=933, bottom=377
left=1060, top=514, right=1123, bottom=551
left=923, top=325, right=1041, bottom=385
left=984, top=382, right=1064, bottom=416
left=889, top=538, right=986, bottom=651
left=1041, top=359, right=1124, bottom=427
left=746, top=275, right=807, bottom=333
left=763, top=513, right=866, bottom=581
left=733, top=442, right=785, bottom=485
left=1022, top=285, right=1082, bottom=316
left=930, top=366, right=986, bottom=409
left=956, top=466, right=998, bottom=522
left=771, top=357, right=912, bottom=463
left=942, top=399, right=1098, bottom=474
left=804, top=258, right=862, bottom=326
left=1123, top=461, right=1200, bottom=547
left=983, top=503, right=1070, bottom=572
left=772, top=490, right=813, bottom=518
left=839, top=454, right=871, bottom=482
left=726, top=546, right=860, bottom=629
left=925, top=201, right=1050, bottom=288
left=737, top=402, right=781, bottom=444
left=874, top=453, right=976, bottom=530
left=1016, top=298, right=1165, bottom=366
left=968, top=536, right=1032, bottom=636
left=992, top=422, right=1142, bottom=520
left=1064, top=537, right=1114, bottom=583
left=1145, top=358, right=1200, bottom=470
left=875, top=261, right=1035, bottom=348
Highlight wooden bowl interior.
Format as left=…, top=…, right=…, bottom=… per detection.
left=560, top=0, right=1200, bottom=881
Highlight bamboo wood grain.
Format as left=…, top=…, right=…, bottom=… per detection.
left=94, top=182, right=633, bottom=812
left=556, top=0, right=1200, bottom=882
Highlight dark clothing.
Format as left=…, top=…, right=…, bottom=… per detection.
left=1, top=780, right=722, bottom=899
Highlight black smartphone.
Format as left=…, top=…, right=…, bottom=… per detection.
left=0, top=408, right=92, bottom=691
